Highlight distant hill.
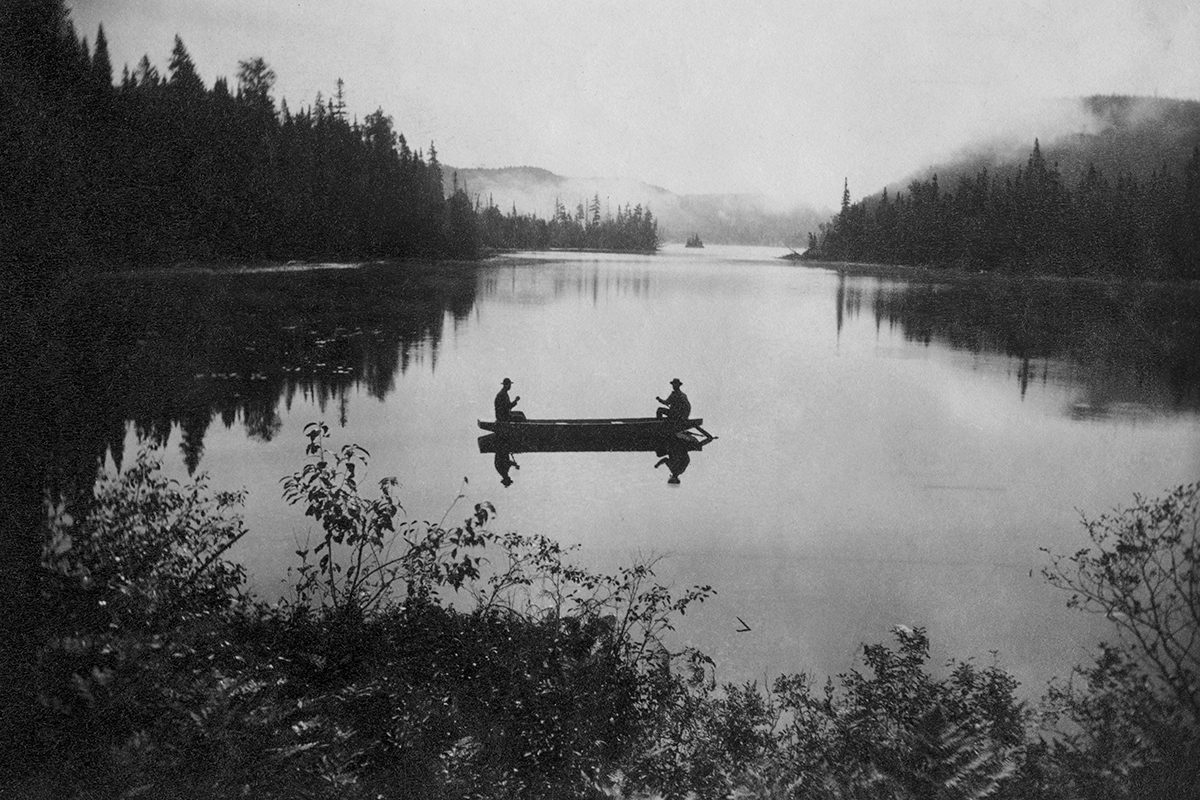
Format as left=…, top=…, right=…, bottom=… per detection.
left=443, top=166, right=828, bottom=247
left=806, top=95, right=1200, bottom=278
left=888, top=95, right=1200, bottom=196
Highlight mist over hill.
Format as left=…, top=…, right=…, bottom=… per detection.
left=886, top=95, right=1200, bottom=197
left=807, top=95, right=1200, bottom=278
left=443, top=166, right=829, bottom=247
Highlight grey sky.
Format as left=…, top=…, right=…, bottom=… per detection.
left=68, top=0, right=1200, bottom=206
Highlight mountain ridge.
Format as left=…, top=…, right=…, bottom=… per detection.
left=883, top=95, right=1200, bottom=199
left=443, top=166, right=829, bottom=247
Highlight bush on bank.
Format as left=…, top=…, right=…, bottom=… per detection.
left=18, top=425, right=1199, bottom=799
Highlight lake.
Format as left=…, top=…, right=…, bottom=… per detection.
left=67, top=244, right=1200, bottom=695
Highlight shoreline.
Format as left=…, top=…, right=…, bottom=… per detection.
left=783, top=255, right=1200, bottom=291
left=89, top=256, right=485, bottom=278
left=486, top=246, right=659, bottom=257
left=69, top=250, right=1200, bottom=293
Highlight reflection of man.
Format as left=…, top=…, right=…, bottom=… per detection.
left=494, top=451, right=519, bottom=487
left=494, top=377, right=525, bottom=422
left=656, top=378, right=691, bottom=420
left=654, top=442, right=691, bottom=485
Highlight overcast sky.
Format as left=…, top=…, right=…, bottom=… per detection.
left=68, top=0, right=1200, bottom=206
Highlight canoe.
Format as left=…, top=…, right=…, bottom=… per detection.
left=478, top=428, right=707, bottom=454
left=479, top=417, right=702, bottom=439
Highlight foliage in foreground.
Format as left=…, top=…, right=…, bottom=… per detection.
left=18, top=427, right=1200, bottom=798
left=27, top=425, right=715, bottom=798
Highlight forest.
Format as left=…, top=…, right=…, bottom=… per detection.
left=474, top=194, right=659, bottom=252
left=2, top=3, right=484, bottom=273
left=1, top=2, right=656, bottom=280
left=807, top=139, right=1200, bottom=279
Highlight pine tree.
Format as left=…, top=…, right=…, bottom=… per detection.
left=236, top=56, right=275, bottom=108
left=333, top=78, right=347, bottom=121
left=134, top=54, right=159, bottom=88
left=167, top=35, right=204, bottom=96
left=91, top=23, right=112, bottom=87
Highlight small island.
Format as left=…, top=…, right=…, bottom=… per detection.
left=685, top=233, right=704, bottom=248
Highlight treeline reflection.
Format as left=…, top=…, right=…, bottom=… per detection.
left=478, top=264, right=655, bottom=305
left=39, top=264, right=478, bottom=493
left=836, top=274, right=1200, bottom=416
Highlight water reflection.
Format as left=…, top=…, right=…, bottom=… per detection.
left=478, top=263, right=655, bottom=306
left=14, top=250, right=1199, bottom=697
left=835, top=273, right=1200, bottom=416
left=653, top=438, right=693, bottom=485
left=30, top=259, right=1200, bottom=504
left=478, top=430, right=713, bottom=487
left=493, top=451, right=520, bottom=487
left=34, top=263, right=478, bottom=494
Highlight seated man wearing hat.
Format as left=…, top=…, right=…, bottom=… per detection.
left=655, top=378, right=691, bottom=420
left=495, top=377, right=526, bottom=422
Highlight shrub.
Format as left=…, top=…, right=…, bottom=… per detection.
left=36, top=431, right=1196, bottom=799
left=622, top=626, right=1028, bottom=799
left=1039, top=482, right=1200, bottom=799
left=281, top=421, right=492, bottom=615
left=36, top=448, right=255, bottom=796
left=25, top=427, right=725, bottom=798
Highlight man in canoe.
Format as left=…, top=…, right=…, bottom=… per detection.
left=655, top=378, right=691, bottom=420
left=494, top=377, right=526, bottom=422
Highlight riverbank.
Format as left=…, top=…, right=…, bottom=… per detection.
left=79, top=256, right=487, bottom=279
left=784, top=253, right=1200, bottom=291
left=485, top=246, right=659, bottom=257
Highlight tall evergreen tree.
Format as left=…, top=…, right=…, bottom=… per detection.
left=236, top=56, right=275, bottom=109
left=167, top=34, right=204, bottom=96
left=133, top=53, right=159, bottom=87
left=91, top=23, right=112, bottom=86
left=333, top=77, right=347, bottom=120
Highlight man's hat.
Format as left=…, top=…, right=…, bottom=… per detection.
left=502, top=377, right=512, bottom=386
left=670, top=378, right=682, bottom=387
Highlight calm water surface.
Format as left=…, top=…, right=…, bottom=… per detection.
left=86, top=244, right=1200, bottom=693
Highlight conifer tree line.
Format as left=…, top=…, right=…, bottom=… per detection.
left=2, top=1, right=480, bottom=276
left=474, top=193, right=659, bottom=252
left=809, top=140, right=1200, bottom=279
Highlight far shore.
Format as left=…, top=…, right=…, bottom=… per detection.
left=783, top=254, right=1200, bottom=290
left=81, top=250, right=1200, bottom=292
left=93, top=256, right=483, bottom=277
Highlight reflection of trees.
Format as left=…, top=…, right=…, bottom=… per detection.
left=834, top=274, right=868, bottom=340
left=839, top=276, right=1200, bottom=414
left=479, top=265, right=654, bottom=305
left=35, top=263, right=478, bottom=491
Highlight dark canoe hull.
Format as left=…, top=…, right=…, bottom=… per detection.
left=478, top=429, right=706, bottom=454
left=477, top=417, right=704, bottom=452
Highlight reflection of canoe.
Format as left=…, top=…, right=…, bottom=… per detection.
left=478, top=429, right=707, bottom=454
left=477, top=417, right=705, bottom=451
